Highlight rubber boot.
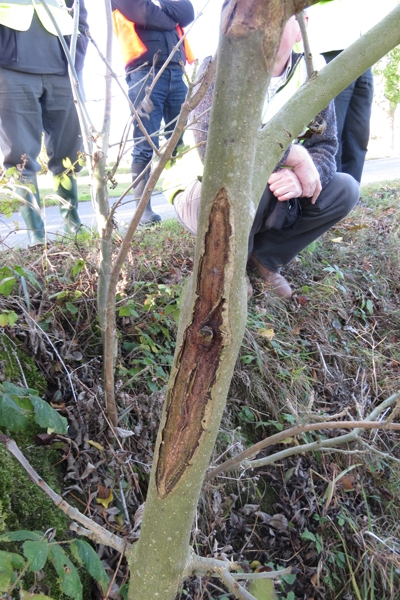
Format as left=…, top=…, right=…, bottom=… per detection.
left=16, top=175, right=46, bottom=246
left=131, top=162, right=161, bottom=224
left=54, top=175, right=82, bottom=234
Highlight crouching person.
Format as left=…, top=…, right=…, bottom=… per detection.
left=172, top=15, right=360, bottom=298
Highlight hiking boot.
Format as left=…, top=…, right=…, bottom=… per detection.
left=16, top=175, right=46, bottom=246
left=131, top=162, right=161, bottom=224
left=54, top=175, right=82, bottom=234
left=247, top=252, right=292, bottom=298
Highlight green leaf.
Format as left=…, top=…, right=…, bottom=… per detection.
left=62, top=158, right=73, bottom=170
left=9, top=552, right=26, bottom=570
left=0, top=310, right=18, bottom=326
left=0, top=530, right=42, bottom=542
left=65, top=302, right=78, bottom=315
left=71, top=259, right=85, bottom=277
left=70, top=540, right=109, bottom=593
left=0, top=391, right=32, bottom=431
left=0, top=275, right=16, bottom=297
left=21, top=592, right=55, bottom=600
left=22, top=540, right=49, bottom=572
left=118, top=307, right=131, bottom=317
left=59, top=174, right=72, bottom=191
left=13, top=265, right=42, bottom=290
left=301, top=529, right=316, bottom=542
left=248, top=577, right=278, bottom=600
left=29, top=395, right=68, bottom=434
left=0, top=550, right=13, bottom=592
left=50, top=545, right=82, bottom=600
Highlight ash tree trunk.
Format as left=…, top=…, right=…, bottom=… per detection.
left=128, top=0, right=308, bottom=598
left=125, top=1, right=400, bottom=598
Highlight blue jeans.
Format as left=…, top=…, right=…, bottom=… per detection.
left=126, top=65, right=188, bottom=165
left=323, top=51, right=374, bottom=183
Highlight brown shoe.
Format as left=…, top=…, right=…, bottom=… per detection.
left=247, top=253, right=292, bottom=298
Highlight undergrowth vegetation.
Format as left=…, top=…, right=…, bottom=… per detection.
left=0, top=181, right=399, bottom=599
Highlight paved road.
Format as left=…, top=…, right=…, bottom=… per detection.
left=0, top=190, right=175, bottom=249
left=360, top=156, right=400, bottom=185
left=1, top=156, right=399, bottom=249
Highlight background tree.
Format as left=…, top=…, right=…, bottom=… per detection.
left=375, top=45, right=400, bottom=152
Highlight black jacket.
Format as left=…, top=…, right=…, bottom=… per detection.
left=111, top=0, right=194, bottom=71
left=0, top=0, right=89, bottom=72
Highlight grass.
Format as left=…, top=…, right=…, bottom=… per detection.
left=1, top=180, right=400, bottom=599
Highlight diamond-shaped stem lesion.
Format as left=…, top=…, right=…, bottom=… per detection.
left=156, top=188, right=232, bottom=499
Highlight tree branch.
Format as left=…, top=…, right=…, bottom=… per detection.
left=206, top=392, right=400, bottom=479
left=0, top=435, right=128, bottom=555
left=295, top=10, right=314, bottom=79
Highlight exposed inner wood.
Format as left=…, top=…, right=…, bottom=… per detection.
left=156, top=188, right=232, bottom=498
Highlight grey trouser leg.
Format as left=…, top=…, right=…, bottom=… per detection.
left=249, top=173, right=360, bottom=271
left=0, top=67, right=82, bottom=177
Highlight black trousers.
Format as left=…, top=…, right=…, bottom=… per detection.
left=323, top=51, right=374, bottom=183
left=249, top=172, right=360, bottom=272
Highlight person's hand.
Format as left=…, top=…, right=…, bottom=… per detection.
left=283, top=144, right=322, bottom=203
left=268, top=168, right=302, bottom=201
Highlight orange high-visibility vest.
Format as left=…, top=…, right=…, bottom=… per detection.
left=112, top=9, right=195, bottom=68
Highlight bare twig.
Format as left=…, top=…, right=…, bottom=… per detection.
left=295, top=10, right=315, bottom=80
left=102, top=55, right=217, bottom=427
left=18, top=305, right=82, bottom=420
left=86, top=31, right=160, bottom=160
left=219, top=569, right=257, bottom=600
left=190, top=553, right=292, bottom=580
left=206, top=391, right=400, bottom=479
left=0, top=435, right=128, bottom=554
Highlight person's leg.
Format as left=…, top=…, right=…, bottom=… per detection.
left=127, top=66, right=168, bottom=223
left=340, top=68, right=374, bottom=182
left=0, top=68, right=45, bottom=244
left=247, top=187, right=293, bottom=297
left=322, top=51, right=355, bottom=174
left=163, top=67, right=188, bottom=153
left=251, top=172, right=360, bottom=274
left=41, top=74, right=83, bottom=233
left=173, top=179, right=202, bottom=234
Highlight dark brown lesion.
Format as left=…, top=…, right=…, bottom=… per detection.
left=156, top=188, right=232, bottom=499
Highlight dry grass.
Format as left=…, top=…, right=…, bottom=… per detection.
left=1, top=182, right=400, bottom=599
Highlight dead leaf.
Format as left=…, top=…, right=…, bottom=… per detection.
left=337, top=475, right=355, bottom=491
left=88, top=440, right=105, bottom=452
left=268, top=514, right=288, bottom=531
left=258, top=328, right=275, bottom=341
left=81, top=462, right=96, bottom=479
left=114, top=427, right=135, bottom=438
left=97, top=485, right=113, bottom=508
left=331, top=237, right=343, bottom=243
left=379, top=486, right=394, bottom=501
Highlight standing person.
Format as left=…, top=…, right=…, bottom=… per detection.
left=112, top=0, right=194, bottom=224
left=172, top=15, right=360, bottom=298
left=307, top=0, right=392, bottom=183
left=0, top=0, right=89, bottom=246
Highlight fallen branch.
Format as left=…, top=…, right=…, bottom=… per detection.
left=0, top=435, right=128, bottom=555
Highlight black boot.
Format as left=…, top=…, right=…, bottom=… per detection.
left=16, top=175, right=45, bottom=246
left=54, top=175, right=82, bottom=234
left=131, top=162, right=161, bottom=224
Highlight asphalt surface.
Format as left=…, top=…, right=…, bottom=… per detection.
left=1, top=156, right=399, bottom=249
